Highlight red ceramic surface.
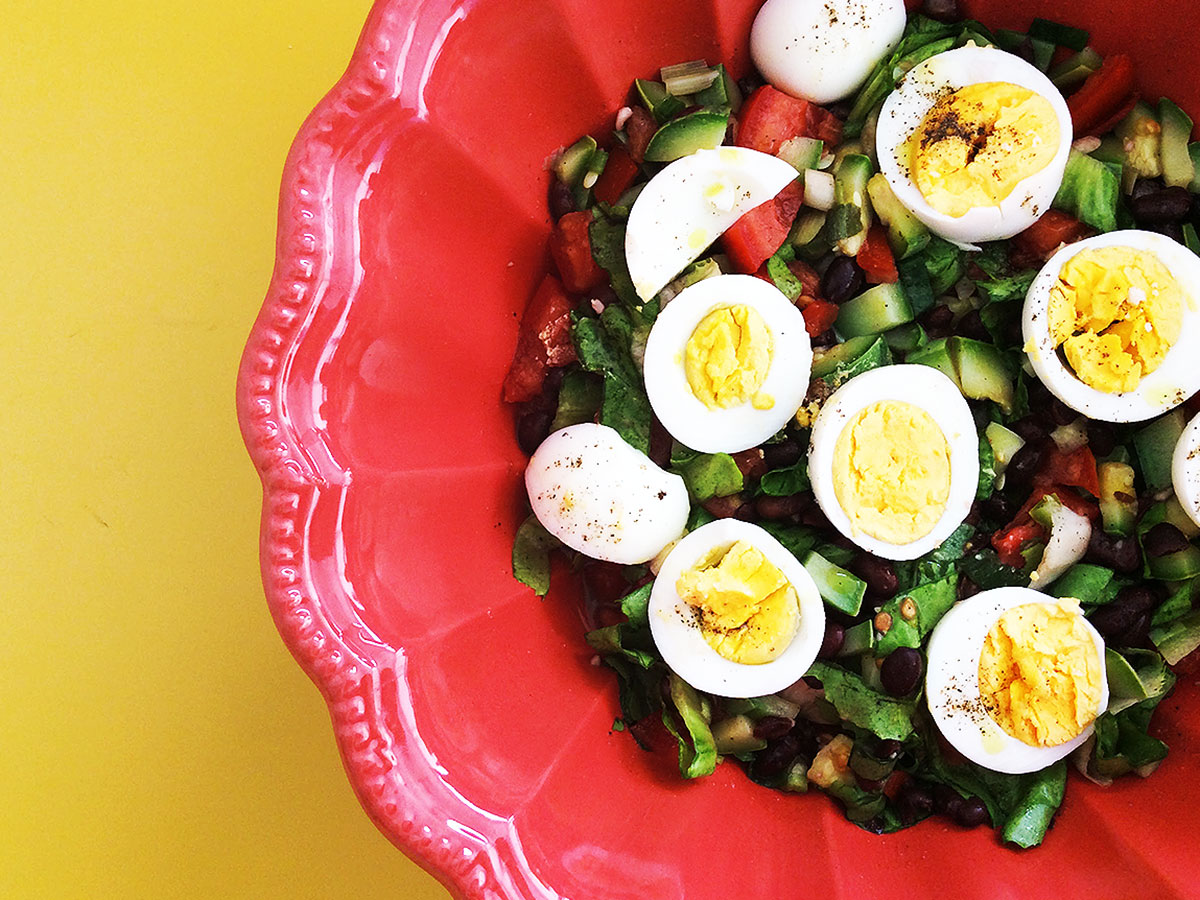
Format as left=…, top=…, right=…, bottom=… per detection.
left=237, top=1, right=1200, bottom=897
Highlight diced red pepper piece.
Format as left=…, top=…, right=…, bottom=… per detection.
left=502, top=274, right=577, bottom=403
left=549, top=211, right=607, bottom=293
left=1086, top=92, right=1140, bottom=142
left=801, top=298, right=839, bottom=337
left=856, top=225, right=899, bottom=284
left=735, top=85, right=844, bottom=156
left=992, top=521, right=1047, bottom=568
left=721, top=180, right=803, bottom=274
left=1067, top=53, right=1136, bottom=137
left=992, top=483, right=1099, bottom=568
left=592, top=145, right=639, bottom=207
left=1036, top=445, right=1101, bottom=498
left=1010, top=209, right=1093, bottom=267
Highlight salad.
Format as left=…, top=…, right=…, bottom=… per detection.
left=503, top=0, right=1200, bottom=848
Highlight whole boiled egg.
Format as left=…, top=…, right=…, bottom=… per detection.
left=808, top=365, right=978, bottom=561
left=625, top=147, right=798, bottom=302
left=1172, top=411, right=1200, bottom=528
left=525, top=423, right=689, bottom=564
left=925, top=587, right=1108, bottom=774
left=648, top=518, right=826, bottom=698
left=876, top=45, right=1072, bottom=245
left=642, top=274, right=813, bottom=453
left=750, top=0, right=906, bottom=104
left=1023, top=230, right=1200, bottom=422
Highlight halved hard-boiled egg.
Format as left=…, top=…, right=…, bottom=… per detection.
left=926, top=587, right=1108, bottom=774
left=525, top=423, right=690, bottom=564
left=642, top=274, right=813, bottom=453
left=808, top=365, right=978, bottom=561
left=649, top=519, right=826, bottom=698
left=876, top=45, right=1072, bottom=245
left=1023, top=230, right=1200, bottom=422
left=1172, top=412, right=1200, bottom=528
left=625, top=147, right=799, bottom=302
left=750, top=0, right=907, bottom=104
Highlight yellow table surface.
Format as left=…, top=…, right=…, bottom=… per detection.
left=2, top=2, right=448, bottom=897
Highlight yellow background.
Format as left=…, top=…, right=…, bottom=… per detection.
left=1, top=2, right=448, bottom=897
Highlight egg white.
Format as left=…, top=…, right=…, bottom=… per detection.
left=1173, top=411, right=1200, bottom=527
left=750, top=0, right=907, bottom=104
left=525, top=422, right=690, bottom=565
left=1023, top=230, right=1200, bottom=423
left=808, top=364, right=979, bottom=561
left=875, top=45, right=1073, bottom=246
left=624, top=147, right=799, bottom=303
left=649, top=519, right=826, bottom=698
left=925, top=586, right=1109, bottom=775
left=642, top=274, right=813, bottom=454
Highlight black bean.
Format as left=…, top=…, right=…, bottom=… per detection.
left=734, top=503, right=759, bottom=523
left=933, top=784, right=961, bottom=815
left=516, top=407, right=553, bottom=455
left=1085, top=529, right=1143, bottom=574
left=1010, top=417, right=1048, bottom=445
left=1149, top=222, right=1186, bottom=243
left=799, top=505, right=833, bottom=529
left=880, top=647, right=924, bottom=697
left=955, top=308, right=990, bottom=342
left=1048, top=396, right=1077, bottom=427
left=921, top=0, right=960, bottom=21
left=875, top=739, right=902, bottom=759
left=754, top=734, right=801, bottom=777
left=548, top=178, right=575, bottom=221
left=826, top=100, right=854, bottom=121
left=1144, top=521, right=1191, bottom=557
left=1003, top=314, right=1025, bottom=347
left=1090, top=599, right=1151, bottom=647
left=738, top=73, right=765, bottom=99
left=980, top=494, right=1017, bottom=523
left=1130, top=185, right=1194, bottom=225
left=1118, top=584, right=1162, bottom=613
left=755, top=493, right=807, bottom=521
left=897, top=781, right=935, bottom=823
left=820, top=256, right=866, bottom=304
left=1004, top=441, right=1046, bottom=489
left=921, top=304, right=954, bottom=338
left=957, top=575, right=980, bottom=601
left=753, top=715, right=795, bottom=741
left=1130, top=177, right=1165, bottom=202
left=853, top=554, right=899, bottom=597
left=1086, top=420, right=1117, bottom=458
left=952, top=797, right=990, bottom=828
left=817, top=621, right=846, bottom=659
left=762, top=438, right=803, bottom=469
left=811, top=328, right=838, bottom=348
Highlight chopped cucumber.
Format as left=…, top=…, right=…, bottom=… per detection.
left=1150, top=610, right=1200, bottom=665
left=644, top=110, right=729, bottom=162
left=1147, top=545, right=1200, bottom=581
left=1028, top=17, right=1089, bottom=52
left=802, top=168, right=836, bottom=211
left=833, top=153, right=874, bottom=256
left=1190, top=142, right=1200, bottom=192
left=1049, top=563, right=1114, bottom=605
left=711, top=715, right=767, bottom=755
left=635, top=78, right=686, bottom=124
left=836, top=283, right=913, bottom=338
left=1116, top=102, right=1163, bottom=191
left=1164, top=495, right=1200, bottom=539
left=694, top=64, right=741, bottom=112
left=802, top=550, right=867, bottom=616
left=812, top=334, right=892, bottom=386
left=1049, top=47, right=1102, bottom=90
left=1053, top=148, right=1120, bottom=232
left=884, top=321, right=928, bottom=355
left=778, top=137, right=824, bottom=174
left=907, top=337, right=959, bottom=386
left=1090, top=134, right=1126, bottom=167
left=985, top=422, right=1025, bottom=485
left=1097, top=460, right=1138, bottom=536
left=1158, top=98, right=1196, bottom=189
left=1134, top=410, right=1187, bottom=493
left=867, top=173, right=930, bottom=259
left=948, top=337, right=1014, bottom=412
left=838, top=620, right=875, bottom=657
left=555, top=135, right=598, bottom=186
left=993, top=29, right=1054, bottom=71
left=791, top=208, right=830, bottom=261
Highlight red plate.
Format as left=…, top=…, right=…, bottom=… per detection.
left=237, top=1, right=1200, bottom=896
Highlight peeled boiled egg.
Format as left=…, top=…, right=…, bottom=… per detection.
left=625, top=147, right=799, bottom=302
left=808, top=365, right=978, bottom=561
left=1172, top=411, right=1200, bottom=528
left=642, top=274, right=813, bottom=453
left=648, top=518, right=826, bottom=698
left=876, top=45, right=1072, bottom=245
left=750, top=0, right=906, bottom=104
left=925, top=587, right=1108, bottom=774
left=525, top=423, right=689, bottom=564
left=1023, top=230, right=1200, bottom=422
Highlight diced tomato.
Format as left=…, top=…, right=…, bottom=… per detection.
left=856, top=225, right=899, bottom=284
left=788, top=258, right=822, bottom=298
left=801, top=298, right=839, bottom=337
left=992, top=521, right=1047, bottom=568
left=624, top=106, right=657, bottom=164
left=592, top=145, right=639, bottom=207
left=735, top=85, right=843, bottom=156
left=502, top=274, right=577, bottom=403
left=549, top=211, right=607, bottom=293
left=721, top=180, right=804, bottom=273
left=1037, top=445, right=1101, bottom=498
left=1086, top=92, right=1140, bottom=142
left=1067, top=53, right=1136, bottom=137
left=1010, top=209, right=1093, bottom=267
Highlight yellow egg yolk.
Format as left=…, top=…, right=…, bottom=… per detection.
left=908, top=82, right=1059, bottom=217
left=979, top=599, right=1103, bottom=747
left=684, top=305, right=775, bottom=410
left=1047, top=246, right=1184, bottom=393
left=675, top=540, right=799, bottom=664
left=831, top=401, right=951, bottom=545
